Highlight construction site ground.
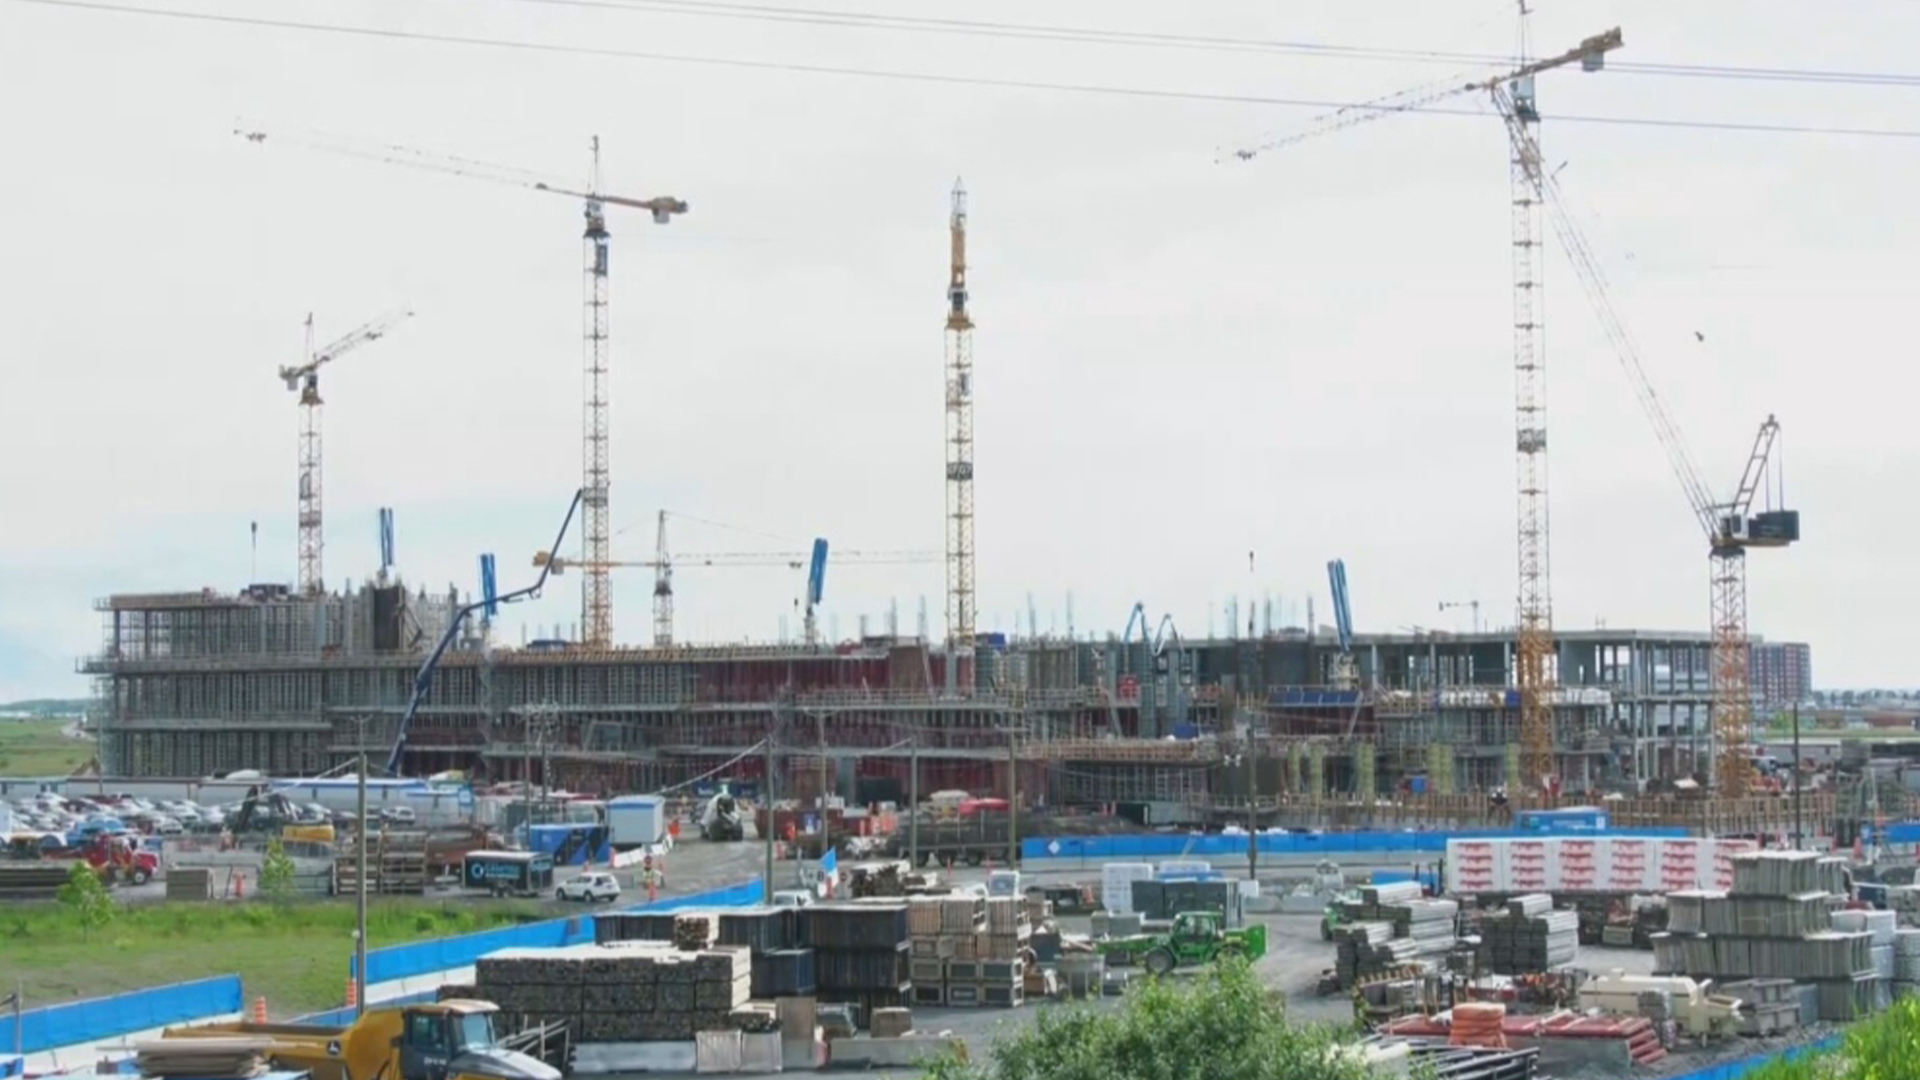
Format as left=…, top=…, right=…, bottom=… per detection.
left=17, top=833, right=1846, bottom=1076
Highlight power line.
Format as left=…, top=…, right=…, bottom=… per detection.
left=517, top=0, right=1920, bottom=89
left=14, top=0, right=1920, bottom=139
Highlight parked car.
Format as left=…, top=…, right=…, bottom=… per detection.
left=556, top=872, right=621, bottom=903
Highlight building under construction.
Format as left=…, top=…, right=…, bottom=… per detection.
left=81, top=580, right=1814, bottom=829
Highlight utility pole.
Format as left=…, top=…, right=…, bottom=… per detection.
left=1791, top=702, right=1803, bottom=849
left=354, top=715, right=369, bottom=1017
left=1246, top=739, right=1258, bottom=882
left=764, top=733, right=777, bottom=903
left=909, top=737, right=920, bottom=869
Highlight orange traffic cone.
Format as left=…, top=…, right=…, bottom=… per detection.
left=345, top=978, right=357, bottom=1008
left=252, top=997, right=267, bottom=1023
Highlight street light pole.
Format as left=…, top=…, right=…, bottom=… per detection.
left=909, top=737, right=920, bottom=870
left=354, top=718, right=369, bottom=1017
left=764, top=719, right=778, bottom=904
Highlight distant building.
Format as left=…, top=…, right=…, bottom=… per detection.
left=1750, top=641, right=1813, bottom=708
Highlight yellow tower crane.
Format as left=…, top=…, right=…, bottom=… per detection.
left=1229, top=17, right=1622, bottom=792
left=278, top=308, right=412, bottom=595
left=1494, top=97, right=1798, bottom=795
left=237, top=125, right=688, bottom=646
left=944, top=179, right=978, bottom=694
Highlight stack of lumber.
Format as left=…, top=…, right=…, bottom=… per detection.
left=1654, top=850, right=1880, bottom=1021
left=804, top=902, right=912, bottom=1020
left=672, top=913, right=714, bottom=951
left=165, top=868, right=212, bottom=901
left=476, top=942, right=749, bottom=1042
left=133, top=1038, right=271, bottom=1079
left=1477, top=895, right=1578, bottom=975
left=906, top=895, right=1030, bottom=1008
left=0, top=864, right=70, bottom=899
left=333, top=830, right=429, bottom=895
left=595, top=912, right=679, bottom=944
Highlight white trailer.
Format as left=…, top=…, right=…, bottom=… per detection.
left=607, top=794, right=667, bottom=850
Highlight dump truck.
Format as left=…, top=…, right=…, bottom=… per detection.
left=1094, top=910, right=1268, bottom=976
left=162, top=1000, right=560, bottom=1080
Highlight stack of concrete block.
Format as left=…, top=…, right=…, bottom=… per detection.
left=906, top=894, right=1028, bottom=1008
left=1896, top=929, right=1920, bottom=997
left=1327, top=883, right=1460, bottom=989
left=1654, top=851, right=1879, bottom=1022
left=476, top=942, right=750, bottom=1042
left=1477, top=894, right=1578, bottom=975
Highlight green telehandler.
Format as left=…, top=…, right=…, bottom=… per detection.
left=1094, top=910, right=1268, bottom=976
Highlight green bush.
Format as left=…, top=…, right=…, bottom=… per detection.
left=56, top=861, right=114, bottom=940
left=1746, top=997, right=1920, bottom=1080
left=920, top=958, right=1378, bottom=1080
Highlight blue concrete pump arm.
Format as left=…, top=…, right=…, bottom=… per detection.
left=384, top=488, right=585, bottom=775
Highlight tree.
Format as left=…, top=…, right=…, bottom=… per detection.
left=56, top=860, right=114, bottom=940
left=920, top=958, right=1378, bottom=1080
left=260, top=839, right=297, bottom=904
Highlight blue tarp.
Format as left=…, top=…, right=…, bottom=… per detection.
left=9, top=976, right=242, bottom=1055
left=1020, top=827, right=1688, bottom=861
left=1661, top=1034, right=1840, bottom=1080
left=353, top=878, right=764, bottom=983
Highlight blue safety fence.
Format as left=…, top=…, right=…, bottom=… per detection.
left=293, top=990, right=438, bottom=1027
left=1663, top=1034, right=1840, bottom=1080
left=1020, top=827, right=1690, bottom=861
left=9, top=976, right=242, bottom=1055
left=353, top=878, right=764, bottom=983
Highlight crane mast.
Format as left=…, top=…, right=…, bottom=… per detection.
left=944, top=179, right=978, bottom=693
left=1508, top=8, right=1556, bottom=794
left=653, top=509, right=674, bottom=648
left=582, top=136, right=615, bottom=648
left=278, top=308, right=412, bottom=596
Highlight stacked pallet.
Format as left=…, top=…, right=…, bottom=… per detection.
left=477, top=943, right=750, bottom=1042
left=1477, top=895, right=1578, bottom=975
left=1653, top=851, right=1878, bottom=1022
left=333, top=831, right=429, bottom=895
left=805, top=902, right=912, bottom=1021
left=906, top=895, right=1031, bottom=1008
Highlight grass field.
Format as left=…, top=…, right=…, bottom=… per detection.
left=0, top=718, right=95, bottom=776
left=2, top=899, right=549, bottom=1018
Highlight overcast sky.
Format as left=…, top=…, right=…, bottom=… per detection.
left=1, top=0, right=1914, bottom=700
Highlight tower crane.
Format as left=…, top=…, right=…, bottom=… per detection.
left=1493, top=89, right=1799, bottom=794
left=237, top=125, right=688, bottom=647
left=277, top=308, right=412, bottom=595
left=1439, top=600, right=1484, bottom=634
left=533, top=543, right=939, bottom=646
left=944, top=179, right=978, bottom=694
left=1229, top=16, right=1622, bottom=792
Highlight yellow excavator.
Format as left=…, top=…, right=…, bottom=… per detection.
left=163, top=1000, right=559, bottom=1080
